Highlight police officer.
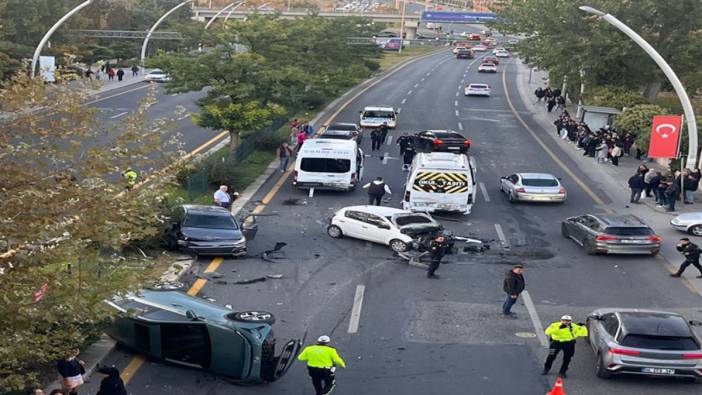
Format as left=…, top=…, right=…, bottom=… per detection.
left=427, top=235, right=448, bottom=279
left=122, top=168, right=137, bottom=190
left=363, top=177, right=391, bottom=206
left=370, top=129, right=382, bottom=151
left=396, top=132, right=412, bottom=156
left=297, top=335, right=346, bottom=395
left=542, top=315, right=588, bottom=378
left=379, top=122, right=389, bottom=143
left=671, top=237, right=702, bottom=278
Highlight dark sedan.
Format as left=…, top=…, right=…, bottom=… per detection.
left=561, top=213, right=661, bottom=255
left=166, top=205, right=257, bottom=256
left=320, top=122, right=363, bottom=145
left=414, top=129, right=472, bottom=154
left=456, top=48, right=474, bottom=59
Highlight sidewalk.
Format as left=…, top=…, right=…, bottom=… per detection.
left=512, top=58, right=702, bottom=296
left=78, top=68, right=154, bottom=97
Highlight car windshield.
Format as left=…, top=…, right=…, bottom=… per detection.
left=321, top=132, right=352, bottom=139
left=434, top=132, right=465, bottom=139
left=522, top=178, right=558, bottom=187
left=620, top=335, right=698, bottom=350
left=363, top=111, right=394, bottom=118
left=183, top=214, right=237, bottom=229
left=300, top=158, right=351, bottom=173
left=150, top=70, right=166, bottom=75
left=394, top=215, right=434, bottom=226
left=604, top=227, right=654, bottom=236
left=328, top=124, right=357, bottom=131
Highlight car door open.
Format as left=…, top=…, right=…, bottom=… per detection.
left=265, top=338, right=302, bottom=381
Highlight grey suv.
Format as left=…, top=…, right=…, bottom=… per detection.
left=561, top=214, right=661, bottom=255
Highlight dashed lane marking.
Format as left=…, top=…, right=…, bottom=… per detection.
left=382, top=152, right=389, bottom=164
left=309, top=187, right=315, bottom=198
left=386, top=135, right=393, bottom=145
left=401, top=98, right=407, bottom=104
left=458, top=121, right=463, bottom=131
left=454, top=100, right=458, bottom=107
left=397, top=107, right=402, bottom=114
left=522, top=291, right=548, bottom=348
left=494, top=223, right=509, bottom=249
left=348, top=285, right=366, bottom=334
left=86, top=84, right=150, bottom=105
left=407, top=90, right=413, bottom=95
left=414, top=83, right=419, bottom=88
left=479, top=182, right=490, bottom=202
left=455, top=92, right=459, bottom=97
left=421, top=77, right=425, bottom=82
left=455, top=109, right=460, bottom=117
left=110, top=111, right=128, bottom=119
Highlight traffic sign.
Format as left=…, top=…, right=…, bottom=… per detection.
left=421, top=11, right=496, bottom=23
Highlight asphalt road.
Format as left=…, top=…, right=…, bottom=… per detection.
left=85, top=49, right=702, bottom=395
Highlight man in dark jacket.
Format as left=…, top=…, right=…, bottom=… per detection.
left=502, top=264, right=525, bottom=317
left=649, top=171, right=662, bottom=203
left=96, top=366, right=127, bottom=395
left=363, top=177, right=391, bottom=206
left=684, top=173, right=699, bottom=204
left=370, top=129, right=382, bottom=151
left=427, top=235, right=449, bottom=279
left=671, top=238, right=702, bottom=278
left=396, top=132, right=412, bottom=156
left=628, top=172, right=645, bottom=203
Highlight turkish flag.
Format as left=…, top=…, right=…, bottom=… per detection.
left=648, top=115, right=683, bottom=158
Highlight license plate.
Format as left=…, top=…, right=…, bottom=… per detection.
left=621, top=239, right=647, bottom=244
left=447, top=147, right=460, bottom=150
left=642, top=368, right=675, bottom=375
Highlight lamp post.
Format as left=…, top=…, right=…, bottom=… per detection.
left=141, top=0, right=194, bottom=65
left=579, top=5, right=698, bottom=168
left=30, top=0, right=94, bottom=77
left=205, top=1, right=245, bottom=30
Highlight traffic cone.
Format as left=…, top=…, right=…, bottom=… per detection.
left=546, top=377, right=566, bottom=395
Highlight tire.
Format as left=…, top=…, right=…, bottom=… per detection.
left=508, top=192, right=517, bottom=203
left=327, top=225, right=343, bottom=239
left=595, top=352, right=612, bottom=379
left=231, top=311, right=276, bottom=325
left=389, top=239, right=409, bottom=253
left=689, top=225, right=702, bottom=237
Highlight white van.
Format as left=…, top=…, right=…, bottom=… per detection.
left=403, top=152, right=476, bottom=214
left=359, top=106, right=398, bottom=129
left=293, top=139, right=364, bottom=191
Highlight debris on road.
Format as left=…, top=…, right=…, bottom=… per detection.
left=266, top=274, right=284, bottom=279
left=234, top=277, right=267, bottom=284
left=261, top=242, right=288, bottom=262
left=282, top=198, right=307, bottom=205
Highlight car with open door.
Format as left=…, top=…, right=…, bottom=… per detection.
left=105, top=290, right=302, bottom=383
left=587, top=308, right=702, bottom=383
left=165, top=205, right=257, bottom=257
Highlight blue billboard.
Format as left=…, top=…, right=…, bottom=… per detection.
left=421, top=11, right=496, bottom=23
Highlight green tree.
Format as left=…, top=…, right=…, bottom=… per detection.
left=0, top=74, right=181, bottom=391
left=583, top=86, right=648, bottom=110
left=615, top=104, right=670, bottom=149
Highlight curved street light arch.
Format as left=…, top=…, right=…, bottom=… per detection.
left=205, top=1, right=246, bottom=30
left=141, top=0, right=194, bottom=65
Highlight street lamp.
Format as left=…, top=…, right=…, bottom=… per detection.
left=579, top=5, right=698, bottom=168
left=204, top=1, right=245, bottom=30
left=141, top=0, right=194, bottom=65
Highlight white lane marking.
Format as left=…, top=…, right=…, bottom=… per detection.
left=407, top=90, right=413, bottom=95
left=458, top=121, right=463, bottom=131
left=454, top=100, right=458, bottom=107
left=421, top=77, right=425, bottom=82
left=522, top=291, right=548, bottom=348
left=426, top=72, right=431, bottom=76
left=455, top=92, right=459, bottom=97
left=110, top=111, right=128, bottom=119
left=382, top=152, right=389, bottom=165
left=494, top=223, right=509, bottom=248
left=455, top=109, right=460, bottom=117
left=401, top=98, right=407, bottom=104
left=309, top=187, right=315, bottom=198
left=348, top=285, right=366, bottom=334
left=458, top=84, right=462, bottom=89
left=479, top=182, right=490, bottom=202
left=397, top=107, right=402, bottom=113
left=462, top=108, right=516, bottom=112
left=386, top=135, right=393, bottom=145
left=414, top=83, right=419, bottom=88
left=86, top=84, right=150, bottom=105
left=461, top=79, right=465, bottom=83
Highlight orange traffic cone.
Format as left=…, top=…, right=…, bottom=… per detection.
left=546, top=377, right=566, bottom=395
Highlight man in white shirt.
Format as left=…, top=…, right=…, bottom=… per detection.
left=214, top=185, right=234, bottom=209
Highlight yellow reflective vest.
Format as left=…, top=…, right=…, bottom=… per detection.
left=545, top=322, right=588, bottom=342
left=124, top=170, right=138, bottom=186
left=297, top=345, right=346, bottom=369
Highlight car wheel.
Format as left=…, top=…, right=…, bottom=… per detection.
left=508, top=192, right=517, bottom=203
left=327, top=225, right=343, bottom=239
left=561, top=224, right=570, bottom=239
left=389, top=239, right=409, bottom=252
left=689, top=225, right=702, bottom=236
left=585, top=241, right=599, bottom=255
left=231, top=311, right=276, bottom=325
left=595, top=352, right=612, bottom=379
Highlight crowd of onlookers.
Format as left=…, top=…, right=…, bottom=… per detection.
left=534, top=87, right=567, bottom=113
left=627, top=165, right=700, bottom=212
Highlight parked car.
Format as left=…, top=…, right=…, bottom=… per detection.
left=105, top=290, right=301, bottom=383
left=670, top=212, right=702, bottom=236
left=561, top=214, right=661, bottom=255
left=478, top=62, right=497, bottom=73
left=327, top=206, right=442, bottom=252
left=499, top=173, right=566, bottom=203
left=464, top=83, right=491, bottom=96
left=165, top=205, right=257, bottom=257
left=587, top=308, right=702, bottom=383
left=144, top=69, right=170, bottom=82
left=320, top=122, right=363, bottom=145
left=413, top=129, right=472, bottom=154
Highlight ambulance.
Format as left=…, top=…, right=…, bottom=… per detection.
left=403, top=152, right=476, bottom=214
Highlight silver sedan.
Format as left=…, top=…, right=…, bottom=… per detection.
left=670, top=212, right=702, bottom=236
left=499, top=172, right=566, bottom=203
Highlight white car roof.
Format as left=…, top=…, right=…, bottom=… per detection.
left=300, top=139, right=357, bottom=150
left=517, top=173, right=557, bottom=179
left=340, top=205, right=410, bottom=217
left=414, top=152, right=471, bottom=169
left=363, top=106, right=394, bottom=112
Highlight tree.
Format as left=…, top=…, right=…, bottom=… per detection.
left=0, top=74, right=181, bottom=391
left=494, top=0, right=702, bottom=101
left=615, top=104, right=670, bottom=149
left=583, top=86, right=647, bottom=110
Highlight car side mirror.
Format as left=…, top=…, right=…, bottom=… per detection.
left=587, top=314, right=601, bottom=321
left=689, top=320, right=702, bottom=327
left=557, top=177, right=562, bottom=181
left=186, top=310, right=200, bottom=321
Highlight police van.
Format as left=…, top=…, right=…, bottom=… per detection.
left=293, top=139, right=364, bottom=191
left=359, top=106, right=398, bottom=129
left=403, top=152, right=476, bottom=214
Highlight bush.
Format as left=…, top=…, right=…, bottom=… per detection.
left=301, top=92, right=326, bottom=109
left=364, top=59, right=381, bottom=72
left=584, top=86, right=648, bottom=110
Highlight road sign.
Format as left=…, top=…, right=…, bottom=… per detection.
left=420, top=11, right=496, bottom=23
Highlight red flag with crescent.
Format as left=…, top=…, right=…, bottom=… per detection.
left=647, top=115, right=682, bottom=159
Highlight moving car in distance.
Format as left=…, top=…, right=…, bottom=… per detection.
left=327, top=206, right=442, bottom=252
left=320, top=122, right=363, bottom=145
left=495, top=49, right=510, bottom=58
left=105, top=290, right=301, bottom=383
left=471, top=44, right=487, bottom=52
left=478, top=62, right=497, bottom=73
left=483, top=55, right=499, bottom=65
left=456, top=48, right=474, bottom=59
left=144, top=69, right=170, bottom=82
left=670, top=212, right=702, bottom=236
left=468, top=33, right=481, bottom=41
left=561, top=214, right=661, bottom=255
left=452, top=46, right=466, bottom=55
left=414, top=129, right=472, bottom=154
left=464, top=83, right=491, bottom=97
left=359, top=105, right=397, bottom=129
left=587, top=308, right=702, bottom=383
left=165, top=205, right=257, bottom=257
left=499, top=173, right=566, bottom=203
